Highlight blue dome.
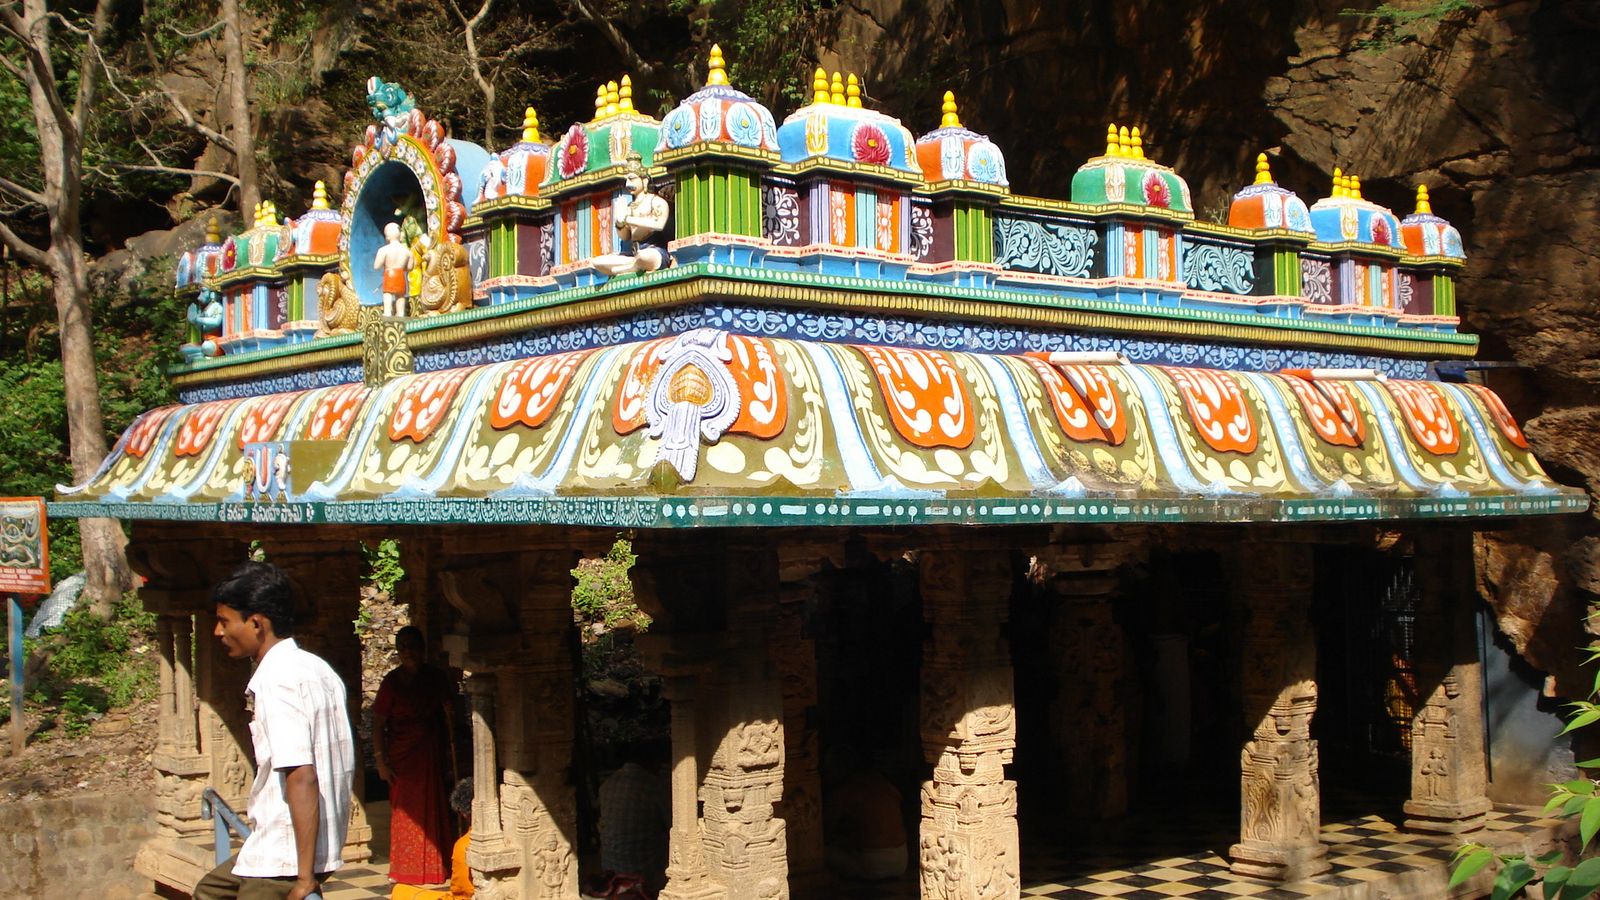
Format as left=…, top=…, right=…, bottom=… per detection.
left=775, top=74, right=920, bottom=180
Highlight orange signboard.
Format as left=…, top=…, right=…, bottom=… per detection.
left=0, top=497, right=50, bottom=596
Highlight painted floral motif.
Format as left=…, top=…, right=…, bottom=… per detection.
left=830, top=188, right=851, bottom=246
left=726, top=335, right=788, bottom=438
left=1104, top=165, right=1126, bottom=203
left=910, top=204, right=936, bottom=260
left=174, top=400, right=236, bottom=458
left=1160, top=367, right=1258, bottom=454
left=1383, top=380, right=1461, bottom=456
left=558, top=124, right=588, bottom=178
left=1142, top=171, right=1171, bottom=208
left=761, top=185, right=801, bottom=246
left=307, top=384, right=368, bottom=441
left=389, top=368, right=473, bottom=443
left=698, top=100, right=723, bottom=142
left=237, top=393, right=300, bottom=449
left=726, top=103, right=763, bottom=147
left=222, top=241, right=237, bottom=271
left=1283, top=377, right=1365, bottom=448
left=804, top=114, right=827, bottom=156
left=993, top=217, right=1096, bottom=277
left=124, top=406, right=181, bottom=459
left=613, top=338, right=675, bottom=434
left=1302, top=258, right=1333, bottom=305
left=940, top=136, right=964, bottom=180
left=491, top=350, right=593, bottom=431
left=855, top=345, right=974, bottom=449
left=851, top=123, right=892, bottom=166
left=875, top=196, right=896, bottom=253
left=1340, top=207, right=1359, bottom=241
left=1286, top=199, right=1313, bottom=232
left=1022, top=356, right=1126, bottom=445
left=967, top=142, right=1005, bottom=184
left=1462, top=383, right=1529, bottom=449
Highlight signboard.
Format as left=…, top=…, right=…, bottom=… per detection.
left=0, top=497, right=49, bottom=597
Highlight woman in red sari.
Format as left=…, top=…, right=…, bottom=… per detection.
left=374, top=626, right=458, bottom=886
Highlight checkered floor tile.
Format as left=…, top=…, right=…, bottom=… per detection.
left=305, top=804, right=1562, bottom=899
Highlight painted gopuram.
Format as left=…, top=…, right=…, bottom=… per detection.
left=56, top=47, right=1588, bottom=900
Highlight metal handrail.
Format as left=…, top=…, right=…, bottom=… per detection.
left=199, top=788, right=321, bottom=899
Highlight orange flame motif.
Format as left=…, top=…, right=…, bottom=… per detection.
left=613, top=338, right=675, bottom=435
left=1462, top=383, right=1530, bottom=449
left=124, top=406, right=181, bottom=459
left=237, top=392, right=301, bottom=449
left=389, top=368, right=473, bottom=443
left=306, top=384, right=369, bottom=442
left=855, top=345, right=974, bottom=449
left=613, top=336, right=789, bottom=439
left=174, top=400, right=237, bottom=458
left=491, top=350, right=593, bottom=431
left=1383, top=380, right=1460, bottom=456
left=1022, top=355, right=1127, bottom=445
left=1160, top=367, right=1258, bottom=454
left=1283, top=377, right=1365, bottom=448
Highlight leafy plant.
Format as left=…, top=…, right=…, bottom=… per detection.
left=1450, top=643, right=1600, bottom=897
left=1340, top=0, right=1479, bottom=50
left=571, top=538, right=649, bottom=631
left=362, top=538, right=406, bottom=597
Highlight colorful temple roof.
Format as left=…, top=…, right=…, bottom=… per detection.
left=58, top=49, right=1584, bottom=528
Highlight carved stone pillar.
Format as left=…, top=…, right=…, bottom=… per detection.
left=152, top=612, right=208, bottom=838
left=1404, top=532, right=1491, bottom=834
left=772, top=544, right=828, bottom=891
left=655, top=671, right=720, bottom=900
left=465, top=675, right=507, bottom=856
left=918, top=545, right=1019, bottom=900
left=1031, top=537, right=1134, bottom=819
left=1229, top=541, right=1328, bottom=881
left=699, top=543, right=789, bottom=900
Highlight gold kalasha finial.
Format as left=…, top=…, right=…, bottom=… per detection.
left=812, top=67, right=829, bottom=105
left=250, top=201, right=261, bottom=228
left=206, top=214, right=221, bottom=244
left=846, top=73, right=862, bottom=108
left=1131, top=126, right=1144, bottom=160
left=594, top=84, right=607, bottom=119
left=619, top=75, right=635, bottom=114
left=1118, top=126, right=1131, bottom=158
left=521, top=107, right=542, bottom=143
left=830, top=71, right=844, bottom=106
left=940, top=91, right=961, bottom=128
left=1415, top=183, right=1432, bottom=215
left=312, top=180, right=330, bottom=210
left=1332, top=167, right=1345, bottom=198
left=1350, top=174, right=1362, bottom=199
left=707, top=44, right=728, bottom=86
left=1105, top=123, right=1119, bottom=157
left=605, top=80, right=620, bottom=117
left=266, top=201, right=279, bottom=225
left=1254, top=152, right=1272, bottom=185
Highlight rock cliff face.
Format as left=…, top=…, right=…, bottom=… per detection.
left=822, top=0, right=1599, bottom=692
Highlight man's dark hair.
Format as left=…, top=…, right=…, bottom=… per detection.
left=213, top=561, right=296, bottom=637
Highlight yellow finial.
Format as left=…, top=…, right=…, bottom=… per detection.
left=1332, top=167, right=1344, bottom=197
left=812, top=67, right=829, bottom=105
left=830, top=72, right=844, bottom=106
left=594, top=84, right=607, bottom=119
left=312, top=181, right=330, bottom=210
left=1350, top=174, right=1362, bottom=199
left=619, top=75, right=635, bottom=114
left=1118, top=126, right=1131, bottom=157
left=521, top=107, right=541, bottom=143
left=206, top=214, right=221, bottom=244
left=1131, top=126, right=1145, bottom=160
left=1105, top=123, right=1119, bottom=157
left=1415, top=184, right=1432, bottom=215
left=707, top=44, right=728, bottom=86
left=605, top=80, right=620, bottom=117
left=940, top=91, right=961, bottom=128
left=1253, top=152, right=1271, bottom=185
left=846, top=73, right=862, bottom=108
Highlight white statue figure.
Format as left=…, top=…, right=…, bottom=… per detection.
left=373, top=221, right=415, bottom=316
left=593, top=154, right=669, bottom=277
left=272, top=451, right=290, bottom=503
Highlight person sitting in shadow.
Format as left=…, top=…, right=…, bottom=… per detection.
left=823, top=745, right=908, bottom=881
left=392, top=778, right=474, bottom=900
left=586, top=741, right=671, bottom=899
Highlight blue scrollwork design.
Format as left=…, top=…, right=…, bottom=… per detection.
left=993, top=216, right=1097, bottom=277
left=1181, top=241, right=1255, bottom=294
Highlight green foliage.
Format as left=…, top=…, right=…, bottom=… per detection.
left=362, top=538, right=406, bottom=596
left=15, top=592, right=161, bottom=736
left=571, top=538, right=649, bottom=631
left=1340, top=0, right=1479, bottom=50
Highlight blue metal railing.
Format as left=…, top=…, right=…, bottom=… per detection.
left=199, top=788, right=321, bottom=899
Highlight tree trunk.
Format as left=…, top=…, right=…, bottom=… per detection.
left=220, top=0, right=260, bottom=215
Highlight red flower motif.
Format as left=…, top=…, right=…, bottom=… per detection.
left=558, top=124, right=589, bottom=178
left=222, top=241, right=237, bottom=271
left=1143, top=171, right=1171, bottom=208
left=852, top=123, right=892, bottom=166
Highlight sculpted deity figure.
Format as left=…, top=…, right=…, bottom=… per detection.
left=374, top=221, right=415, bottom=317
left=594, top=153, right=669, bottom=277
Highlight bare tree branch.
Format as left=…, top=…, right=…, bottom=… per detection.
left=70, top=0, right=115, bottom=141
left=108, top=162, right=240, bottom=183
left=0, top=174, right=46, bottom=207
left=559, top=0, right=672, bottom=88
left=2, top=6, right=77, bottom=138
left=167, top=19, right=224, bottom=40
left=0, top=48, right=25, bottom=80
left=449, top=0, right=498, bottom=146
left=0, top=219, right=50, bottom=271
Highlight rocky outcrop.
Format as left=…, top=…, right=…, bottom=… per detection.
left=820, top=0, right=1600, bottom=692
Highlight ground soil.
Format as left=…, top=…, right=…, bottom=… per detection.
left=0, top=698, right=157, bottom=803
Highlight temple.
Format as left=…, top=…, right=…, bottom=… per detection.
left=60, top=47, right=1585, bottom=900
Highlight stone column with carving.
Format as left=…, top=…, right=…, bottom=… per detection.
left=653, top=670, right=721, bottom=900
left=918, top=544, right=1020, bottom=900
left=698, top=543, right=790, bottom=900
left=1404, top=531, right=1491, bottom=834
left=1032, top=536, right=1135, bottom=819
left=1229, top=540, right=1328, bottom=881
left=772, top=544, right=828, bottom=891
